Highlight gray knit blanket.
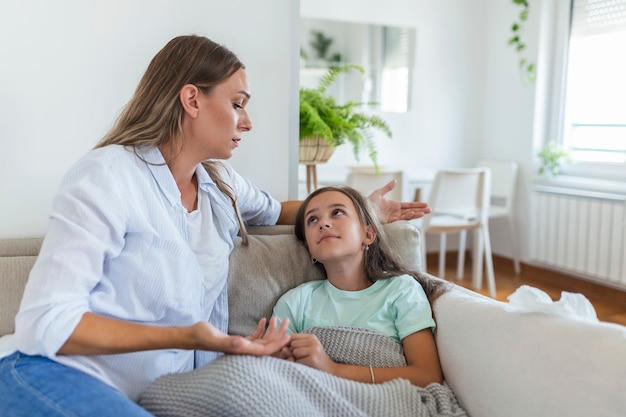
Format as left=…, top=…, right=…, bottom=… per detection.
left=138, top=326, right=468, bottom=417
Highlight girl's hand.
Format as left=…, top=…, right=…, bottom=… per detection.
left=191, top=316, right=290, bottom=356
left=368, top=180, right=431, bottom=223
left=288, top=333, right=336, bottom=373
left=277, top=346, right=296, bottom=361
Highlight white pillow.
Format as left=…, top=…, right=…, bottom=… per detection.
left=434, top=285, right=626, bottom=417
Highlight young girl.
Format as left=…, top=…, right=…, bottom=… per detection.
left=273, top=185, right=449, bottom=388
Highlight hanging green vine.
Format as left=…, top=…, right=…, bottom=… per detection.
left=508, top=0, right=536, bottom=84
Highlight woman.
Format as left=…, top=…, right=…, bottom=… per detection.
left=0, top=35, right=430, bottom=416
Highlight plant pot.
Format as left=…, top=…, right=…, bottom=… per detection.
left=299, top=136, right=336, bottom=165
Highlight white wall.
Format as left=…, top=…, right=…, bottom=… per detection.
left=300, top=0, right=489, bottom=179
left=481, top=0, right=540, bottom=263
left=0, top=0, right=543, bottom=267
left=0, top=0, right=299, bottom=238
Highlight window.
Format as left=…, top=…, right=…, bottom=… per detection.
left=560, top=0, right=626, bottom=171
left=378, top=26, right=412, bottom=113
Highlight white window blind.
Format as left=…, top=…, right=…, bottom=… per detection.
left=379, top=26, right=413, bottom=113
left=562, top=0, right=626, bottom=165
left=572, top=0, right=626, bottom=36
left=383, top=26, right=411, bottom=69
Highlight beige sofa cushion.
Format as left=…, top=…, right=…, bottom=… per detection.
left=0, top=257, right=37, bottom=336
left=0, top=221, right=422, bottom=338
left=0, top=238, right=42, bottom=336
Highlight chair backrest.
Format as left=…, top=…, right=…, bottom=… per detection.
left=476, top=159, right=518, bottom=215
left=345, top=167, right=403, bottom=201
left=421, top=167, right=491, bottom=228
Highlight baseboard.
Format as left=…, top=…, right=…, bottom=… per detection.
left=518, top=261, right=626, bottom=306
left=426, top=250, right=626, bottom=307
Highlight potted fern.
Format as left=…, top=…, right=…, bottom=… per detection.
left=299, top=65, right=392, bottom=169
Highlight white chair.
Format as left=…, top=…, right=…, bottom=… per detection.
left=476, top=159, right=521, bottom=274
left=420, top=167, right=496, bottom=298
left=345, top=166, right=403, bottom=201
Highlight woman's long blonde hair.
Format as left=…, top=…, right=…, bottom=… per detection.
left=96, top=35, right=249, bottom=243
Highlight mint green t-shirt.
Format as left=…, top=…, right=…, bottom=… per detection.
left=272, top=274, right=435, bottom=343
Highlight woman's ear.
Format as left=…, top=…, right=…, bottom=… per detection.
left=179, top=84, right=200, bottom=118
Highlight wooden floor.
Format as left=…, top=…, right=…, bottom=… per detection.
left=426, top=252, right=626, bottom=327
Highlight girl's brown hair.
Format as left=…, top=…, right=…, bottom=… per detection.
left=295, top=186, right=449, bottom=302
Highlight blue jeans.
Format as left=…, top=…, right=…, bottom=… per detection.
left=0, top=352, right=154, bottom=417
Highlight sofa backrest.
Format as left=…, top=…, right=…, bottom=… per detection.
left=0, top=237, right=42, bottom=337
left=0, top=221, right=423, bottom=337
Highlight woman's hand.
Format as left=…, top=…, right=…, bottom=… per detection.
left=191, top=316, right=290, bottom=356
left=368, top=180, right=431, bottom=223
left=287, top=333, right=336, bottom=374
left=57, top=313, right=289, bottom=356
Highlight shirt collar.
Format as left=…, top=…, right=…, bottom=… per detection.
left=137, top=146, right=183, bottom=209
left=195, top=161, right=215, bottom=192
left=137, top=147, right=224, bottom=208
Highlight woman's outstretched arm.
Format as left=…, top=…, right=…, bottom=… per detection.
left=58, top=313, right=290, bottom=357
left=277, top=180, right=431, bottom=225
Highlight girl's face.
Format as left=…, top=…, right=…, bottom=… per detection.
left=188, top=68, right=253, bottom=160
left=302, top=191, right=374, bottom=264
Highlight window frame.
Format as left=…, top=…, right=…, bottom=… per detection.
left=538, top=0, right=626, bottom=183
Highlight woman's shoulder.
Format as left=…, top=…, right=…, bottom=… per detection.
left=60, top=145, right=158, bottom=194
left=73, top=145, right=142, bottom=172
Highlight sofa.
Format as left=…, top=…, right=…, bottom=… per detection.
left=1, top=221, right=625, bottom=417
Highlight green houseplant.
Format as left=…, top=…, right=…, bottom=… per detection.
left=299, top=65, right=392, bottom=169
left=538, top=141, right=571, bottom=177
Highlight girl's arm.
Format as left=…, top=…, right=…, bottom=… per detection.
left=57, top=313, right=290, bottom=357
left=287, top=329, right=442, bottom=387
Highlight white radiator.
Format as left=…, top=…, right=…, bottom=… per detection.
left=531, top=185, right=626, bottom=288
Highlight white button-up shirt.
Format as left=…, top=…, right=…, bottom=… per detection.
left=0, top=145, right=280, bottom=400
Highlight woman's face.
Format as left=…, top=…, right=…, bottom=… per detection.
left=188, top=68, right=253, bottom=160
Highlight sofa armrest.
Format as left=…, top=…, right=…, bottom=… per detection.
left=434, top=286, right=626, bottom=417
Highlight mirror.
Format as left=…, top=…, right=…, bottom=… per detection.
left=300, top=18, right=415, bottom=113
